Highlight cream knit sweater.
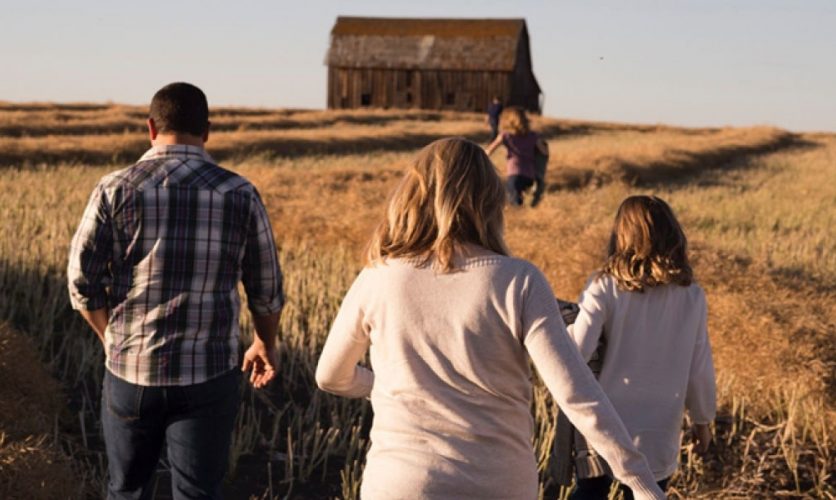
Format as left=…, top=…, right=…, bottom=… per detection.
left=316, top=255, right=664, bottom=499
left=568, top=274, right=716, bottom=480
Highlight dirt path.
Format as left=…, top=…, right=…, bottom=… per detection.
left=0, top=323, right=80, bottom=499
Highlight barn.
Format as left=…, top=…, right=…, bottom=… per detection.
left=325, top=17, right=543, bottom=113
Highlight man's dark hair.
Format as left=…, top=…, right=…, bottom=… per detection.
left=149, top=82, right=209, bottom=136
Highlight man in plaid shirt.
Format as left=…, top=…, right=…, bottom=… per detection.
left=68, top=82, right=283, bottom=499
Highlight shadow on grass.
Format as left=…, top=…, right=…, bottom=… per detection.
left=0, top=110, right=451, bottom=138
left=1, top=131, right=489, bottom=168
left=625, top=133, right=819, bottom=187
left=0, top=120, right=609, bottom=169
left=545, top=133, right=819, bottom=192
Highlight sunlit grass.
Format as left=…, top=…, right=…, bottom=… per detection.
left=0, top=106, right=832, bottom=498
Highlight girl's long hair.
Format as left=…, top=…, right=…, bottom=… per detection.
left=500, top=106, right=530, bottom=136
left=367, top=137, right=509, bottom=272
left=602, top=195, right=693, bottom=292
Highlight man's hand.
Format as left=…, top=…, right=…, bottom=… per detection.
left=79, top=308, right=109, bottom=345
left=692, top=423, right=713, bottom=454
left=242, top=338, right=277, bottom=389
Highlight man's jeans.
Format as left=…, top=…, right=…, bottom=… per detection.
left=102, top=369, right=242, bottom=500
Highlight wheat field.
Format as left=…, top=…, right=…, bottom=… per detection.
left=0, top=103, right=832, bottom=499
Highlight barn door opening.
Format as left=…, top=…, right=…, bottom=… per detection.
left=398, top=70, right=416, bottom=108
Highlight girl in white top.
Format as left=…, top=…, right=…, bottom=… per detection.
left=315, top=138, right=665, bottom=500
left=568, top=195, right=716, bottom=499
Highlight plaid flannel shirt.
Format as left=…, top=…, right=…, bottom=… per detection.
left=68, top=145, right=283, bottom=386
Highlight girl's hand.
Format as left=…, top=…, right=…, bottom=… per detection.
left=692, top=423, right=713, bottom=454
left=485, top=134, right=503, bottom=155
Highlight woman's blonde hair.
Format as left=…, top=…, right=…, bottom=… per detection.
left=500, top=106, right=530, bottom=136
left=602, top=195, right=693, bottom=292
left=367, top=137, right=509, bottom=272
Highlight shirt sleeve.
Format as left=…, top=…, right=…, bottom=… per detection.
left=566, top=275, right=609, bottom=362
left=521, top=268, right=664, bottom=500
left=67, top=182, right=113, bottom=311
left=315, top=271, right=374, bottom=398
left=241, top=188, right=284, bottom=317
left=685, top=290, right=717, bottom=424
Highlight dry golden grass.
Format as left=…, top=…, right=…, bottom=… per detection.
left=0, top=104, right=832, bottom=498
left=0, top=103, right=460, bottom=137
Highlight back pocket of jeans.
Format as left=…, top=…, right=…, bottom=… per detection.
left=105, top=374, right=144, bottom=421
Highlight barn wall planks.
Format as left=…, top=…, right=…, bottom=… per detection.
left=328, top=67, right=514, bottom=112
left=325, top=18, right=542, bottom=113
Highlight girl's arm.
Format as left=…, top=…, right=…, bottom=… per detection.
left=485, top=133, right=503, bottom=155
left=567, top=275, right=609, bottom=362
left=315, top=272, right=374, bottom=398
left=522, top=269, right=664, bottom=500
left=685, top=290, right=716, bottom=448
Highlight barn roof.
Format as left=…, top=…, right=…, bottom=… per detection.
left=326, top=17, right=527, bottom=71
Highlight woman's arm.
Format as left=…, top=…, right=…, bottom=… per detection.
left=567, top=275, right=609, bottom=362
left=315, top=272, right=374, bottom=398
left=485, top=133, right=503, bottom=155
left=521, top=270, right=664, bottom=500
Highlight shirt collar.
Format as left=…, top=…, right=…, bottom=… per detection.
left=139, top=144, right=215, bottom=164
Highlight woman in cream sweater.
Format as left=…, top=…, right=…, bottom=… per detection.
left=568, top=195, right=716, bottom=499
left=315, top=138, right=665, bottom=500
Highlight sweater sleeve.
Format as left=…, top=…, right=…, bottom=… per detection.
left=685, top=290, right=717, bottom=424
left=566, top=275, right=609, bottom=362
left=522, top=269, right=664, bottom=500
left=315, top=271, right=374, bottom=399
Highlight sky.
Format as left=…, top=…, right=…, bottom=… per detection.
left=2, top=0, right=835, bottom=131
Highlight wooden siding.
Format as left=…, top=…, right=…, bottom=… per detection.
left=328, top=67, right=513, bottom=112
left=325, top=17, right=542, bottom=113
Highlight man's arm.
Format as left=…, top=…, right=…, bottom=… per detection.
left=240, top=188, right=284, bottom=388
left=78, top=308, right=108, bottom=345
left=68, top=182, right=113, bottom=342
left=242, top=312, right=281, bottom=389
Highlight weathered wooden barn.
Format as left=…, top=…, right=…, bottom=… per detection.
left=325, top=17, right=543, bottom=113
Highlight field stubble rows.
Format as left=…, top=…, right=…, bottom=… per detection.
left=0, top=104, right=833, bottom=498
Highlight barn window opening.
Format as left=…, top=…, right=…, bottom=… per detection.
left=361, top=93, right=372, bottom=106
left=445, top=92, right=455, bottom=106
